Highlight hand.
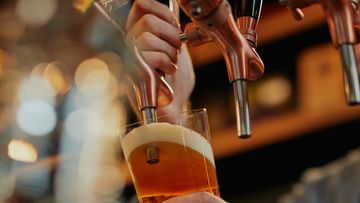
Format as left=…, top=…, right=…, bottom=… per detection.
left=126, top=0, right=195, bottom=118
left=163, top=192, right=227, bottom=203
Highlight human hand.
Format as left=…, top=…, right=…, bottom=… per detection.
left=163, top=192, right=227, bottom=203
left=126, top=0, right=195, bottom=118
left=126, top=0, right=181, bottom=76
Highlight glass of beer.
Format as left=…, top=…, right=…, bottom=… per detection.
left=120, top=108, right=220, bottom=203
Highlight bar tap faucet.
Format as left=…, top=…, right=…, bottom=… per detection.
left=93, top=1, right=174, bottom=124
left=177, top=0, right=264, bottom=138
left=280, top=0, right=360, bottom=105
left=234, top=0, right=263, bottom=48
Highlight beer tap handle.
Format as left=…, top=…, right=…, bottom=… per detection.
left=279, top=0, right=360, bottom=104
left=323, top=0, right=360, bottom=104
left=177, top=0, right=264, bottom=138
left=235, top=0, right=263, bottom=46
left=231, top=0, right=264, bottom=138
left=93, top=1, right=174, bottom=122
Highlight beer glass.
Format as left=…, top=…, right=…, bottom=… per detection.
left=120, top=109, right=220, bottom=203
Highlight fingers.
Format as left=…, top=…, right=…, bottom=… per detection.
left=129, top=14, right=181, bottom=49
left=126, top=0, right=179, bottom=30
left=136, top=32, right=179, bottom=64
left=163, top=192, right=227, bottom=203
left=126, top=0, right=181, bottom=75
left=141, top=51, right=178, bottom=74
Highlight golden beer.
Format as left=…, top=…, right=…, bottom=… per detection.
left=122, top=122, right=220, bottom=203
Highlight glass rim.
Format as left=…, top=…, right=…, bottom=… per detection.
left=118, top=108, right=208, bottom=135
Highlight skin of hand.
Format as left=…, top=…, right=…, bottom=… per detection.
left=126, top=0, right=195, bottom=118
left=163, top=192, right=227, bottom=203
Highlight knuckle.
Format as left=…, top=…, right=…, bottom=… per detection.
left=134, top=0, right=148, bottom=10
left=142, top=14, right=156, bottom=28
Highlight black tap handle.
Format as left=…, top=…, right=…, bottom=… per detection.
left=233, top=0, right=263, bottom=20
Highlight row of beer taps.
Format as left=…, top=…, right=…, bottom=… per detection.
left=94, top=0, right=360, bottom=139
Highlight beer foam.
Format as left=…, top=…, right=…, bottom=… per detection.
left=121, top=123, right=215, bottom=166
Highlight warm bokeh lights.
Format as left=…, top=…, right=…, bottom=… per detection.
left=31, top=62, right=72, bottom=96
left=8, top=140, right=38, bottom=163
left=15, top=0, right=57, bottom=27
left=255, top=76, right=292, bottom=108
left=64, top=108, right=102, bottom=141
left=73, top=0, right=93, bottom=13
left=75, top=58, right=111, bottom=97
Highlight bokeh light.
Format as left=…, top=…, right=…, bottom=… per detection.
left=255, top=76, right=292, bottom=108
left=15, top=0, right=58, bottom=27
left=96, top=52, right=123, bottom=77
left=0, top=49, right=6, bottom=75
left=31, top=62, right=72, bottom=96
left=8, top=140, right=38, bottom=163
left=0, top=172, right=15, bottom=202
left=73, top=0, right=93, bottom=13
left=75, top=58, right=111, bottom=97
left=18, top=76, right=56, bottom=105
left=102, top=100, right=127, bottom=137
left=78, top=138, right=124, bottom=200
left=64, top=109, right=102, bottom=141
left=15, top=44, right=48, bottom=69
left=0, top=9, right=25, bottom=44
left=16, top=99, right=57, bottom=136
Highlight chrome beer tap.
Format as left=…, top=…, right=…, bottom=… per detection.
left=93, top=1, right=174, bottom=124
left=177, top=0, right=265, bottom=138
left=280, top=0, right=360, bottom=105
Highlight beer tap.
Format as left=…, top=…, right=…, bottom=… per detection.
left=92, top=1, right=174, bottom=124
left=177, top=0, right=264, bottom=138
left=280, top=0, right=360, bottom=105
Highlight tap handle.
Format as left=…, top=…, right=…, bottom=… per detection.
left=233, top=0, right=263, bottom=47
left=93, top=1, right=173, bottom=111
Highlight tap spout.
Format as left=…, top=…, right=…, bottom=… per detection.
left=93, top=1, right=173, bottom=121
left=177, top=0, right=264, bottom=137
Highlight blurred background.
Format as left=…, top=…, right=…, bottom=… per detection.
left=1, top=0, right=360, bottom=202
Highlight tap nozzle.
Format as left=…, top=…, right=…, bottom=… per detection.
left=339, top=44, right=360, bottom=105
left=142, top=107, right=157, bottom=124
left=233, top=80, right=251, bottom=138
left=93, top=1, right=173, bottom=119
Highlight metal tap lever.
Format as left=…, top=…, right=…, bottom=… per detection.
left=92, top=1, right=173, bottom=122
left=280, top=0, right=360, bottom=105
left=177, top=0, right=264, bottom=138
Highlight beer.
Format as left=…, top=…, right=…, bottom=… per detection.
left=122, top=123, right=219, bottom=203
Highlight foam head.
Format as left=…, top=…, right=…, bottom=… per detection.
left=121, top=122, right=215, bottom=166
